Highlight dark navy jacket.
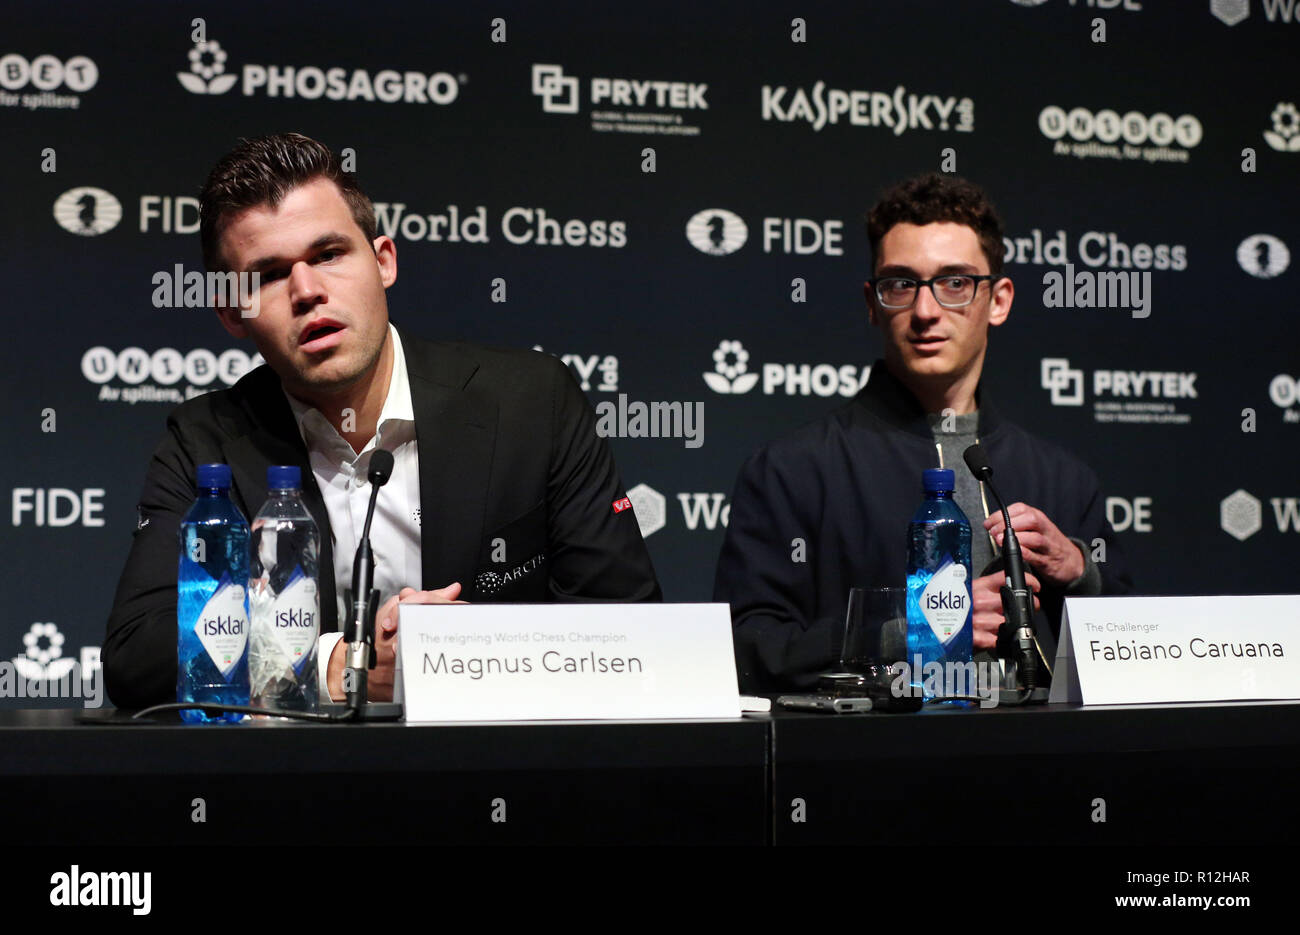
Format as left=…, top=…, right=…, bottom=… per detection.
left=714, top=363, right=1133, bottom=693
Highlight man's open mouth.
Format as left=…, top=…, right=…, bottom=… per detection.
left=300, top=320, right=344, bottom=349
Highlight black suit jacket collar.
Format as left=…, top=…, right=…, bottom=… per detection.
left=218, top=323, right=500, bottom=632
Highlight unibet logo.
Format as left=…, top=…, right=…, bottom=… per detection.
left=81, top=347, right=261, bottom=387
left=0, top=53, right=98, bottom=91
left=1038, top=107, right=1203, bottom=147
left=686, top=209, right=748, bottom=256
left=1270, top=375, right=1300, bottom=409
left=177, top=35, right=459, bottom=103
left=626, top=483, right=666, bottom=538
left=53, top=187, right=121, bottom=236
left=1237, top=234, right=1291, bottom=278
left=1211, top=0, right=1250, bottom=25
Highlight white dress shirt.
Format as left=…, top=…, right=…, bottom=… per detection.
left=282, top=324, right=422, bottom=700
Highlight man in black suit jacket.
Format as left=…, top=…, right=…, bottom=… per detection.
left=104, top=133, right=659, bottom=709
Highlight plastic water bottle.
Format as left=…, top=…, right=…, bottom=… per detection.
left=906, top=468, right=973, bottom=701
left=177, top=463, right=250, bottom=723
left=248, top=465, right=320, bottom=712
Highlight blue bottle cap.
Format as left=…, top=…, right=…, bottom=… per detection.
left=196, top=463, right=231, bottom=489
left=923, top=468, right=955, bottom=493
left=267, top=465, right=301, bottom=489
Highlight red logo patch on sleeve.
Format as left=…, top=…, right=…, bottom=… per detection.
left=612, top=496, right=632, bottom=513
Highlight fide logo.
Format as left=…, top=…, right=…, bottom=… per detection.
left=1041, top=358, right=1085, bottom=406
left=1237, top=234, right=1290, bottom=278
left=686, top=209, right=748, bottom=256
left=52, top=187, right=122, bottom=236
left=1210, top=0, right=1250, bottom=26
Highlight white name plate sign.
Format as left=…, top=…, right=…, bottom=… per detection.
left=397, top=603, right=742, bottom=721
left=1049, top=595, right=1300, bottom=705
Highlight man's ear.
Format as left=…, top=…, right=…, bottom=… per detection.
left=988, top=275, right=1014, bottom=328
left=214, top=305, right=248, bottom=339
left=373, top=235, right=397, bottom=288
left=863, top=282, right=879, bottom=327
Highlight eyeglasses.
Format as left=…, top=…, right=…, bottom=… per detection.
left=870, top=274, right=1002, bottom=310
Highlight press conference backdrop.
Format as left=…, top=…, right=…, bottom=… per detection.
left=1, top=0, right=1297, bottom=707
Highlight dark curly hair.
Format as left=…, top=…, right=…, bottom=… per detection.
left=199, top=132, right=376, bottom=271
left=866, top=173, right=1005, bottom=276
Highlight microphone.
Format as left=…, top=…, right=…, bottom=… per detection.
left=343, top=449, right=395, bottom=712
left=962, top=444, right=1043, bottom=698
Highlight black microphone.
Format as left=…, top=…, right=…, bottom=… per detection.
left=962, top=444, right=1041, bottom=696
left=344, top=448, right=396, bottom=711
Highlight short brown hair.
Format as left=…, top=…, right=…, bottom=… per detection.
left=199, top=132, right=376, bottom=271
left=866, top=173, right=1005, bottom=276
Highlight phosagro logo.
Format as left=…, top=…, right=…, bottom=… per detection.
left=1040, top=358, right=1197, bottom=424
left=4, top=625, right=104, bottom=707
left=1237, top=234, right=1290, bottom=278
left=82, top=346, right=263, bottom=405
left=53, top=187, right=122, bottom=236
left=1038, top=106, right=1202, bottom=163
left=1220, top=489, right=1300, bottom=540
left=703, top=340, right=869, bottom=397
left=1264, top=102, right=1300, bottom=152
left=686, top=209, right=748, bottom=256
left=177, top=33, right=460, bottom=104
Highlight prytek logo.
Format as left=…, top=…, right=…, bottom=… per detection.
left=703, top=340, right=868, bottom=397
left=1041, top=359, right=1085, bottom=406
left=687, top=209, right=748, bottom=256
left=177, top=33, right=460, bottom=104
left=1211, top=0, right=1250, bottom=24
left=1038, top=106, right=1202, bottom=162
left=1270, top=375, right=1300, bottom=422
left=82, top=346, right=262, bottom=404
left=532, top=64, right=579, bottom=113
left=762, top=81, right=973, bottom=135
left=1237, top=234, right=1290, bottom=278
left=1264, top=102, right=1300, bottom=152
left=1219, top=489, right=1300, bottom=539
left=53, top=187, right=121, bottom=236
left=1040, top=358, right=1197, bottom=424
left=531, top=63, right=707, bottom=113
left=0, top=53, right=98, bottom=109
left=626, top=483, right=667, bottom=538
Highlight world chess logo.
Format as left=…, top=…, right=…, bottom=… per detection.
left=1210, top=0, right=1250, bottom=27
left=52, top=187, right=121, bottom=236
left=686, top=209, right=749, bottom=256
left=1237, top=234, right=1290, bottom=279
left=532, top=64, right=579, bottom=114
left=1264, top=102, right=1300, bottom=152
left=1220, top=489, right=1262, bottom=541
left=176, top=38, right=237, bottom=95
left=1040, top=358, right=1085, bottom=406
left=625, top=483, right=666, bottom=538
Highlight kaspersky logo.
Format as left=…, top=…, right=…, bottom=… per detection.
left=177, top=33, right=460, bottom=103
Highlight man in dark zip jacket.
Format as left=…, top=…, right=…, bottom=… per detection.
left=714, top=174, right=1132, bottom=693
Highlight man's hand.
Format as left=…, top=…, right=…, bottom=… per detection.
left=983, top=503, right=1085, bottom=587
left=326, top=583, right=466, bottom=701
left=972, top=570, right=1041, bottom=650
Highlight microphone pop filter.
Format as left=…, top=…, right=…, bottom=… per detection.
left=368, top=449, right=395, bottom=487
left=963, top=443, right=992, bottom=481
